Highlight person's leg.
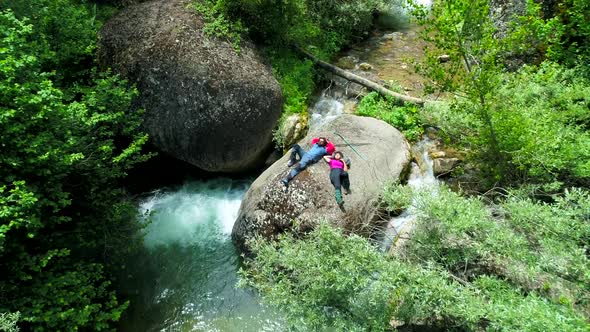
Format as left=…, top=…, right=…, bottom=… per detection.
left=341, top=172, right=351, bottom=194
left=282, top=160, right=308, bottom=185
left=288, top=144, right=306, bottom=166
left=330, top=169, right=344, bottom=206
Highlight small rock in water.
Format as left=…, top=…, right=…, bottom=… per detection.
left=429, top=151, right=446, bottom=159
left=433, top=158, right=460, bottom=176
left=438, top=54, right=451, bottom=63
left=359, top=62, right=373, bottom=71
left=382, top=32, right=403, bottom=41
left=336, top=56, right=357, bottom=70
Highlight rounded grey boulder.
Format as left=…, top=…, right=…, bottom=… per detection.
left=232, top=114, right=411, bottom=251
left=98, top=0, right=283, bottom=172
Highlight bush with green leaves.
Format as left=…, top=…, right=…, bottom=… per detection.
left=1, top=8, right=149, bottom=331
left=357, top=92, right=423, bottom=140
left=531, top=0, right=590, bottom=67
left=0, top=312, right=20, bottom=332
left=241, top=220, right=588, bottom=331
left=411, top=0, right=590, bottom=186
left=491, top=63, right=590, bottom=185
left=391, top=184, right=590, bottom=318
left=209, top=0, right=389, bottom=52
left=268, top=49, right=316, bottom=114
left=420, top=63, right=590, bottom=187
left=240, top=223, right=477, bottom=331
left=3, top=0, right=117, bottom=85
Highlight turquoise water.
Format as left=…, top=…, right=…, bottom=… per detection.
left=118, top=179, right=284, bottom=331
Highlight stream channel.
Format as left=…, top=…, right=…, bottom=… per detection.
left=117, top=2, right=433, bottom=330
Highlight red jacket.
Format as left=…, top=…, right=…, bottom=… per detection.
left=311, top=137, right=335, bottom=155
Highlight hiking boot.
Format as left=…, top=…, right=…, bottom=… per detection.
left=344, top=188, right=351, bottom=195
left=335, top=189, right=344, bottom=208
left=287, top=159, right=296, bottom=167
left=338, top=200, right=346, bottom=212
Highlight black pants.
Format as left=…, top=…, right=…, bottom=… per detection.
left=330, top=168, right=350, bottom=191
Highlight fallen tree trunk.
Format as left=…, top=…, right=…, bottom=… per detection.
left=295, top=45, right=426, bottom=106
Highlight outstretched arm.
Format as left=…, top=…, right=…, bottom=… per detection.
left=343, top=160, right=348, bottom=172
left=323, top=155, right=331, bottom=163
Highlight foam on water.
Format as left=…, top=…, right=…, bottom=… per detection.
left=139, top=180, right=247, bottom=249
left=309, top=96, right=344, bottom=130
left=382, top=138, right=439, bottom=251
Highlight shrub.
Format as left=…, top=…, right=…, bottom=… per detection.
left=240, top=223, right=480, bottom=331
left=268, top=49, right=316, bottom=114
left=357, top=92, right=424, bottom=140
left=390, top=184, right=590, bottom=317
left=193, top=0, right=393, bottom=115
left=422, top=63, right=590, bottom=187
left=241, top=220, right=588, bottom=331
left=491, top=63, right=590, bottom=184
left=0, top=312, right=20, bottom=332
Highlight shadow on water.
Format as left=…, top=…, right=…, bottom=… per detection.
left=124, top=144, right=270, bottom=195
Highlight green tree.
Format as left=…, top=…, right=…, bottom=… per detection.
left=412, top=0, right=508, bottom=181
left=542, top=0, right=590, bottom=67
left=0, top=9, right=149, bottom=330
left=412, top=0, right=590, bottom=187
left=1, top=0, right=117, bottom=85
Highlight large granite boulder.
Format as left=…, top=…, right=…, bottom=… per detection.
left=98, top=0, right=283, bottom=172
left=232, top=114, right=412, bottom=250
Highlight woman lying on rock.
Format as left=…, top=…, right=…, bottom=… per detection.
left=281, top=137, right=335, bottom=187
left=323, top=151, right=351, bottom=211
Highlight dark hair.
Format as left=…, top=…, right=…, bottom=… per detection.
left=318, top=137, right=327, bottom=146
left=333, top=151, right=344, bottom=159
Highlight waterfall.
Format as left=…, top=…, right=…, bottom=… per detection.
left=309, top=94, right=345, bottom=130
left=381, top=138, right=439, bottom=252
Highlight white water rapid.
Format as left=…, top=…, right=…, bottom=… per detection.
left=381, top=138, right=439, bottom=252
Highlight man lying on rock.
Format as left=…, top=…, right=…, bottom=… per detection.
left=281, top=137, right=335, bottom=188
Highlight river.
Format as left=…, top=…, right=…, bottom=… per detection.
left=117, top=179, right=284, bottom=331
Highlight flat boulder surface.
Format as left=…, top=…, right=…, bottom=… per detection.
left=232, top=114, right=411, bottom=250
left=98, top=0, right=283, bottom=172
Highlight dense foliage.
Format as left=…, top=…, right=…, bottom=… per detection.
left=242, top=204, right=589, bottom=331
left=540, top=0, right=590, bottom=67
left=411, top=0, right=590, bottom=187
left=0, top=2, right=149, bottom=330
left=421, top=63, right=590, bottom=188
